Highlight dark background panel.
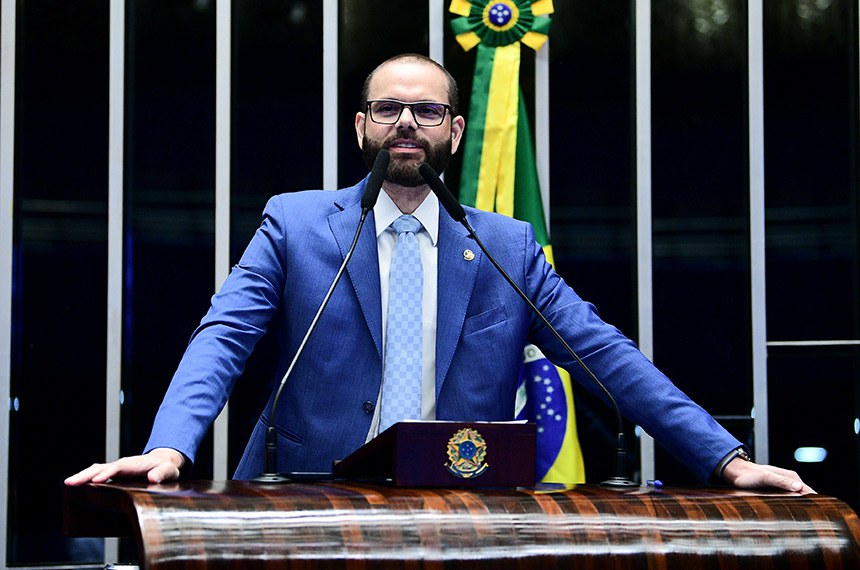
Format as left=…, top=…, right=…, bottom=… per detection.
left=227, top=0, right=324, bottom=475
left=121, top=0, right=216, bottom=481
left=231, top=0, right=324, bottom=244
left=768, top=347, right=859, bottom=510
left=651, top=0, right=751, bottom=416
left=547, top=2, right=635, bottom=339
left=9, top=0, right=109, bottom=564
left=764, top=0, right=859, bottom=342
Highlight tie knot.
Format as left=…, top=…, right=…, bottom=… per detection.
left=392, top=214, right=422, bottom=236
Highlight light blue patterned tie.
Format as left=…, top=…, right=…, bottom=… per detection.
left=380, top=214, right=424, bottom=432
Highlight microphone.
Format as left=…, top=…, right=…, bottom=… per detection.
left=418, top=162, right=637, bottom=488
left=361, top=149, right=387, bottom=210
left=253, top=149, right=390, bottom=483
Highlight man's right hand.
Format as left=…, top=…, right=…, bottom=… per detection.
left=64, top=447, right=185, bottom=486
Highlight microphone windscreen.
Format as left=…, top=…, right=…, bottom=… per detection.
left=361, top=149, right=390, bottom=210
left=419, top=163, right=467, bottom=222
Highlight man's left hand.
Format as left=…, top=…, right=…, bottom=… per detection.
left=723, top=458, right=816, bottom=494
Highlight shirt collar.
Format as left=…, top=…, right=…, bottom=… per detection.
left=374, top=189, right=439, bottom=246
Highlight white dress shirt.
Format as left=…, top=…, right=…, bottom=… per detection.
left=366, top=190, right=439, bottom=440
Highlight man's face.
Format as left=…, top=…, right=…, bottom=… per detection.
left=355, top=60, right=464, bottom=187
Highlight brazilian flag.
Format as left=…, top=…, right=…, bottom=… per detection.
left=450, top=0, right=585, bottom=484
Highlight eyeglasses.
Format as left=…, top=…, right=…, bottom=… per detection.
left=366, top=99, right=451, bottom=127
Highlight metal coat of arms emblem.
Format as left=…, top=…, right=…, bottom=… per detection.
left=445, top=427, right=489, bottom=479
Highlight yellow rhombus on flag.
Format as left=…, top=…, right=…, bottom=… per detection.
left=450, top=0, right=585, bottom=484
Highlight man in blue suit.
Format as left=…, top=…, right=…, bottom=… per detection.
left=67, top=53, right=811, bottom=493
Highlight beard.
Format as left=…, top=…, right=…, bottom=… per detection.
left=362, top=130, right=452, bottom=187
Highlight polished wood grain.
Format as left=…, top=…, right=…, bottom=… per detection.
left=65, top=481, right=860, bottom=569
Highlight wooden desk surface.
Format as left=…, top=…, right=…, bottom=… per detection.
left=65, top=480, right=860, bottom=569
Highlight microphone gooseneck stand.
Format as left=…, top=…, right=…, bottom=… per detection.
left=252, top=150, right=390, bottom=483
left=418, top=162, right=638, bottom=488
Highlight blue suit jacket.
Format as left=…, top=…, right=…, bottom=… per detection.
left=146, top=177, right=741, bottom=481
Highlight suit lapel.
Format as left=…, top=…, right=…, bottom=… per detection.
left=329, top=183, right=383, bottom=359
left=434, top=209, right=481, bottom=399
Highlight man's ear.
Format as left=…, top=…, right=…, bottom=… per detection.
left=355, top=112, right=366, bottom=149
left=450, top=115, right=466, bottom=155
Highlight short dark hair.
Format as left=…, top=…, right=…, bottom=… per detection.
left=360, top=53, right=459, bottom=117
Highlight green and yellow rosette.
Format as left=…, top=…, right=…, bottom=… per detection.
left=449, top=0, right=553, bottom=242
left=450, top=0, right=553, bottom=52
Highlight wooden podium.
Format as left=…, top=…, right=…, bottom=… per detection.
left=64, top=423, right=860, bottom=567
left=65, top=479, right=860, bottom=568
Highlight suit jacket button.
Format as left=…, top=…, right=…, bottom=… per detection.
left=362, top=401, right=375, bottom=414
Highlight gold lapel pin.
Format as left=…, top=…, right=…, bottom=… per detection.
left=463, top=249, right=475, bottom=261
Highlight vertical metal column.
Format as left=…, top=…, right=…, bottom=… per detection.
left=635, top=0, right=656, bottom=482
left=429, top=0, right=444, bottom=65
left=536, top=42, right=550, bottom=227
left=748, top=0, right=769, bottom=464
left=430, top=0, right=444, bottom=185
left=104, top=0, right=126, bottom=562
left=0, top=0, right=15, bottom=565
left=323, top=0, right=338, bottom=189
left=213, top=0, right=231, bottom=482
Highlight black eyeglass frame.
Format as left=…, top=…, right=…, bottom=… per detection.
left=365, top=99, right=452, bottom=127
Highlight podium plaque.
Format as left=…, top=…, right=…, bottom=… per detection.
left=332, top=421, right=536, bottom=487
